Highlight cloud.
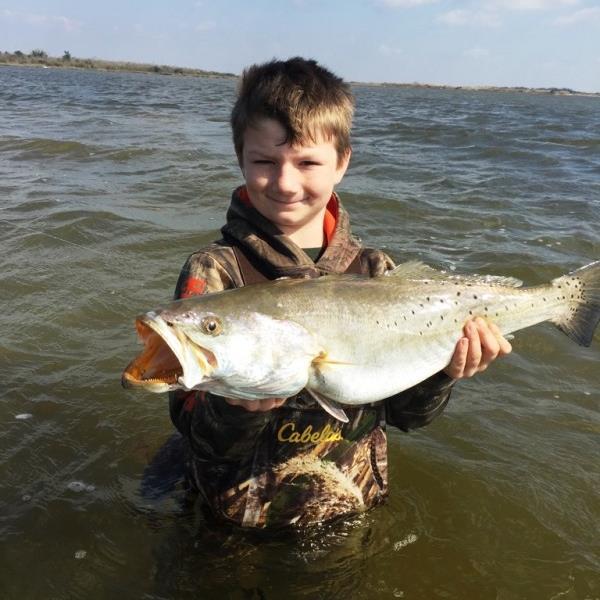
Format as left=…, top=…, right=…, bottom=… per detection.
left=554, top=6, right=600, bottom=24
left=486, top=0, right=579, bottom=10
left=437, top=9, right=469, bottom=24
left=437, top=0, right=581, bottom=27
left=1, top=9, right=81, bottom=32
left=378, top=43, right=403, bottom=56
left=195, top=20, right=217, bottom=31
left=464, top=47, right=490, bottom=59
left=437, top=9, right=500, bottom=26
left=379, top=0, right=438, bottom=7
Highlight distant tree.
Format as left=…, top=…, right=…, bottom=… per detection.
left=63, top=50, right=71, bottom=61
left=14, top=50, right=24, bottom=57
left=30, top=49, right=47, bottom=58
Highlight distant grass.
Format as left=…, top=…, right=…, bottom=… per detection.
left=0, top=50, right=236, bottom=78
left=360, top=81, right=596, bottom=96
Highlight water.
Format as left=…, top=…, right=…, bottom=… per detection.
left=1, top=65, right=599, bottom=599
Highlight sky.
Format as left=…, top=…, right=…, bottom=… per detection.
left=1, top=0, right=600, bottom=92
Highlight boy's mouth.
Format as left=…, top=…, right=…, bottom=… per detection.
left=266, top=195, right=308, bottom=206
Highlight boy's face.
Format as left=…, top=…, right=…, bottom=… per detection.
left=240, top=119, right=350, bottom=240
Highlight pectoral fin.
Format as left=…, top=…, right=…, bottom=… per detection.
left=311, top=351, right=353, bottom=367
left=305, top=389, right=349, bottom=423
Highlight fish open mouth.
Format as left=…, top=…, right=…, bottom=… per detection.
left=121, top=318, right=217, bottom=392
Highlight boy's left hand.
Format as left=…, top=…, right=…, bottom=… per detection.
left=444, top=317, right=512, bottom=380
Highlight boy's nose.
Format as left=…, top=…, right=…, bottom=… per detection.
left=273, top=164, right=301, bottom=195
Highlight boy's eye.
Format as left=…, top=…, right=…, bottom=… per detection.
left=253, top=159, right=273, bottom=165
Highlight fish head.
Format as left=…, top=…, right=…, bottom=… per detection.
left=122, top=302, right=320, bottom=397
left=121, top=308, right=216, bottom=392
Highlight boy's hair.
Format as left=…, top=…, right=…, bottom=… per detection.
left=231, top=57, right=354, bottom=166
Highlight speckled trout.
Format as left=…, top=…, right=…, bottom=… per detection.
left=122, top=261, right=600, bottom=421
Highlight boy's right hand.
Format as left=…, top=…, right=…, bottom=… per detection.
left=224, top=397, right=287, bottom=412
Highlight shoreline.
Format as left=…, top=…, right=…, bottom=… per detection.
left=352, top=80, right=599, bottom=97
left=1, top=52, right=598, bottom=97
left=0, top=52, right=236, bottom=79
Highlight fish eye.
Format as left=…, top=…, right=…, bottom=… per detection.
left=201, top=316, right=222, bottom=336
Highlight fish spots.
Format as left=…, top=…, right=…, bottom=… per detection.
left=377, top=318, right=403, bottom=330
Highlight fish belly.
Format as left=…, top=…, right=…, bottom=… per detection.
left=306, top=316, right=458, bottom=404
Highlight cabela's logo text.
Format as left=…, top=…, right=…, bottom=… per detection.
left=277, top=422, right=343, bottom=444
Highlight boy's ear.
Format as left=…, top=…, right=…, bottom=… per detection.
left=335, top=148, right=352, bottom=183
left=237, top=153, right=245, bottom=175
left=343, top=148, right=352, bottom=167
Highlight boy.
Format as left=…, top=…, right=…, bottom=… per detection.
left=169, top=57, right=511, bottom=528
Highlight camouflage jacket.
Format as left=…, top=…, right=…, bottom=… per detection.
left=169, top=187, right=454, bottom=528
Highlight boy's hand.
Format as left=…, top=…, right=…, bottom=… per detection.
left=444, top=317, right=512, bottom=380
left=224, top=397, right=287, bottom=411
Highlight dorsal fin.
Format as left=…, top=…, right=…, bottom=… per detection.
left=385, top=261, right=523, bottom=287
left=385, top=261, right=438, bottom=279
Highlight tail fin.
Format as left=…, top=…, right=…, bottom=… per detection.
left=552, top=261, right=600, bottom=347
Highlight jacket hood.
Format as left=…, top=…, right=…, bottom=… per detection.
left=220, top=186, right=362, bottom=279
